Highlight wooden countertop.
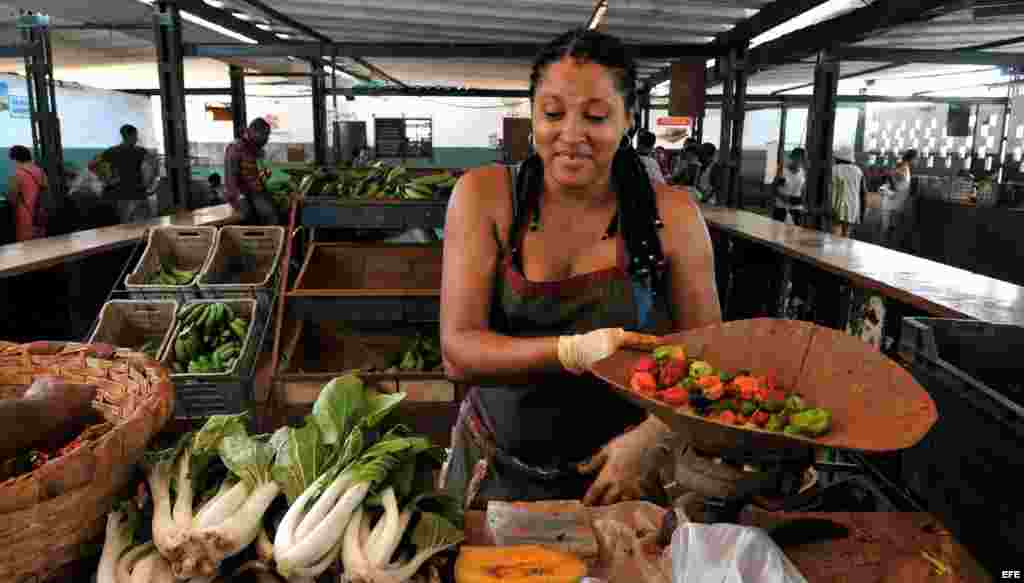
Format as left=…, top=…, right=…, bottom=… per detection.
left=701, top=205, right=1024, bottom=326
left=465, top=509, right=992, bottom=582
left=0, top=204, right=239, bottom=279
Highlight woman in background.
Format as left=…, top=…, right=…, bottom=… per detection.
left=882, top=149, right=918, bottom=250
left=772, top=148, right=807, bottom=225
left=830, top=145, right=866, bottom=238
left=7, top=145, right=48, bottom=241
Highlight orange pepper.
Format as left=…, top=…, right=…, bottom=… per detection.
left=703, top=381, right=725, bottom=401
left=733, top=376, right=760, bottom=400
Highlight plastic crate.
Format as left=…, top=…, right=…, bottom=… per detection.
left=301, top=200, right=448, bottom=230
left=198, top=226, right=285, bottom=307
left=898, top=317, right=1024, bottom=573
left=88, top=300, right=178, bottom=360
left=290, top=243, right=442, bottom=324
left=125, top=227, right=217, bottom=301
left=161, top=298, right=258, bottom=379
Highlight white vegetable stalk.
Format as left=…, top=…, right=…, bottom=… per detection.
left=294, top=471, right=353, bottom=541
left=146, top=460, right=181, bottom=558
left=173, top=448, right=195, bottom=529
left=194, top=481, right=249, bottom=529
left=273, top=473, right=329, bottom=558
left=97, top=511, right=131, bottom=583
left=116, top=543, right=155, bottom=583
left=192, top=481, right=282, bottom=562
left=365, top=488, right=400, bottom=567
left=276, top=481, right=370, bottom=576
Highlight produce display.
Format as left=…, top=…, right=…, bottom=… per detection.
left=289, top=162, right=457, bottom=200
left=386, top=332, right=443, bottom=374
left=629, top=345, right=833, bottom=438
left=147, top=260, right=199, bottom=286
left=170, top=303, right=250, bottom=374
left=96, top=374, right=463, bottom=582
left=454, top=545, right=587, bottom=583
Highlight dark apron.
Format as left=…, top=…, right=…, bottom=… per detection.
left=442, top=165, right=670, bottom=509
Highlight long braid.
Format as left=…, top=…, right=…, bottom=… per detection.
left=613, top=139, right=668, bottom=293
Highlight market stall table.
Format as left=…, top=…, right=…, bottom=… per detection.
left=0, top=203, right=239, bottom=278
left=464, top=509, right=993, bottom=582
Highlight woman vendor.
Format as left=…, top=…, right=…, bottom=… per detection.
left=440, top=29, right=722, bottom=509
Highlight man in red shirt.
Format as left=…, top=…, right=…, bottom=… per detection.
left=224, top=118, right=279, bottom=225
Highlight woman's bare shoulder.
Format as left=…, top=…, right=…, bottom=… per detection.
left=448, top=165, right=513, bottom=233
left=653, top=183, right=702, bottom=222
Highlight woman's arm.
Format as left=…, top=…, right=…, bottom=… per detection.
left=440, top=167, right=563, bottom=384
left=655, top=185, right=723, bottom=331
left=7, top=176, right=19, bottom=205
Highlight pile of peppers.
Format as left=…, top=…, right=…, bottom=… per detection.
left=630, top=345, right=833, bottom=438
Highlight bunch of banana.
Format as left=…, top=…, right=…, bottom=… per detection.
left=137, top=339, right=161, bottom=359
left=171, top=302, right=250, bottom=374
left=148, top=260, right=197, bottom=286
left=404, top=172, right=457, bottom=200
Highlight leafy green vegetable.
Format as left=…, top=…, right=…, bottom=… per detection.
left=218, top=434, right=275, bottom=489
left=362, top=390, right=407, bottom=429
left=313, top=374, right=368, bottom=446
left=271, top=421, right=329, bottom=504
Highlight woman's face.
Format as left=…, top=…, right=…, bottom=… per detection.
left=532, top=57, right=631, bottom=190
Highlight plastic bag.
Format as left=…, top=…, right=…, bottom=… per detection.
left=672, top=523, right=808, bottom=583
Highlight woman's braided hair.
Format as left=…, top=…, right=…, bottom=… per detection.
left=520, top=28, right=668, bottom=291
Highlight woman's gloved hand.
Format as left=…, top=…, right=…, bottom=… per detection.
left=557, top=328, right=661, bottom=375
left=578, top=416, right=675, bottom=506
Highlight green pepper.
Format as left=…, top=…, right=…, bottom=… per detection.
left=719, top=371, right=736, bottom=383
left=711, top=398, right=738, bottom=413
left=765, top=414, right=786, bottom=432
left=740, top=401, right=757, bottom=417
left=788, top=408, right=832, bottom=437
left=653, top=345, right=686, bottom=363
left=784, top=425, right=803, bottom=436
left=785, top=394, right=807, bottom=413
left=689, top=360, right=714, bottom=378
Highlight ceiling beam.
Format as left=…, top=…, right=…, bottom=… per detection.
left=120, top=86, right=532, bottom=97
left=771, top=33, right=1024, bottom=94
left=170, top=0, right=372, bottom=83
left=747, top=0, right=970, bottom=71
left=650, top=93, right=1008, bottom=106
left=641, top=0, right=835, bottom=90
left=832, top=46, right=1024, bottom=66
left=184, top=42, right=714, bottom=60
left=232, top=0, right=406, bottom=87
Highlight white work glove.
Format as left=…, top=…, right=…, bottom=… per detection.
left=557, top=328, right=661, bottom=375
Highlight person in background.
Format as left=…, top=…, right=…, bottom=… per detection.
left=635, top=130, right=666, bottom=184
left=772, top=148, right=807, bottom=225
left=881, top=148, right=918, bottom=250
left=673, top=143, right=702, bottom=188
left=207, top=173, right=224, bottom=202
left=89, top=124, right=156, bottom=224
left=695, top=143, right=720, bottom=203
left=830, top=145, right=866, bottom=238
left=653, top=146, right=671, bottom=178
left=7, top=145, right=48, bottom=241
left=224, top=118, right=279, bottom=226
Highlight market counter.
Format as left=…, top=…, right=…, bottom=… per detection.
left=700, top=204, right=1024, bottom=326
left=464, top=509, right=992, bottom=582
left=0, top=203, right=239, bottom=279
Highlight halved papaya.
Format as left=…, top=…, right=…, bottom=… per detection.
left=454, top=544, right=587, bottom=583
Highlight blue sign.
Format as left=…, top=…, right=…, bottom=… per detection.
left=0, top=81, right=7, bottom=113
left=9, top=95, right=29, bottom=118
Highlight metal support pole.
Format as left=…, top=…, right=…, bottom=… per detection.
left=729, top=49, right=748, bottom=209
left=777, top=105, right=789, bottom=176
left=229, top=65, right=247, bottom=139
left=311, top=62, right=328, bottom=166
left=640, top=91, right=651, bottom=131
left=718, top=52, right=735, bottom=207
left=154, top=3, right=191, bottom=209
left=19, top=15, right=65, bottom=204
left=805, top=52, right=840, bottom=231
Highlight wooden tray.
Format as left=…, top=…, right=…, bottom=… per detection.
left=591, top=319, right=938, bottom=454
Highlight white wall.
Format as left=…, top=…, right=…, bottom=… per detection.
left=0, top=74, right=156, bottom=149
left=156, top=94, right=532, bottom=151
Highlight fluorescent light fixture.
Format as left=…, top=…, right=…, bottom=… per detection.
left=588, top=2, right=608, bottom=30
left=203, top=0, right=225, bottom=8
left=256, top=24, right=273, bottom=31
left=136, top=0, right=258, bottom=43
left=706, top=58, right=716, bottom=69
left=750, top=0, right=867, bottom=48
left=233, top=12, right=252, bottom=20
left=276, top=33, right=291, bottom=39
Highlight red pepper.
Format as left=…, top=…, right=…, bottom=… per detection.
left=634, top=357, right=657, bottom=373
left=765, top=372, right=778, bottom=392
left=751, top=411, right=770, bottom=427
left=718, top=410, right=737, bottom=425
left=736, top=414, right=749, bottom=425
left=660, top=386, right=688, bottom=406
left=631, top=371, right=658, bottom=395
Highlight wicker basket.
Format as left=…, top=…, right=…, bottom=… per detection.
left=0, top=340, right=175, bottom=582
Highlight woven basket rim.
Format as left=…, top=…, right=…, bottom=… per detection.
left=0, top=340, right=174, bottom=502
